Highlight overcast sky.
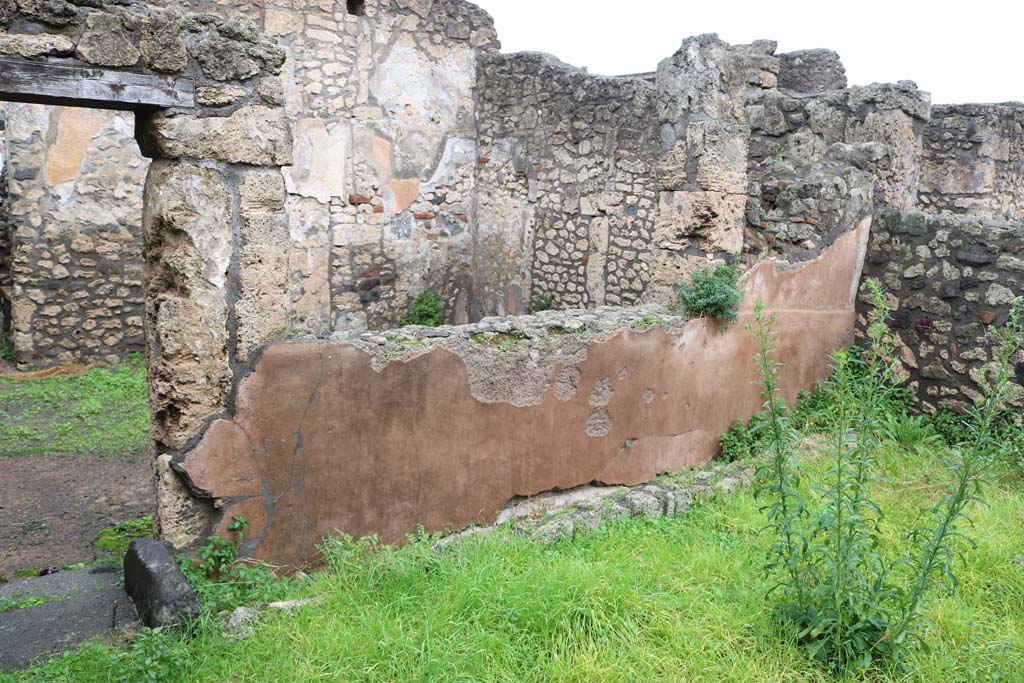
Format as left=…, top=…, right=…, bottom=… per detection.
left=472, top=0, right=1021, bottom=105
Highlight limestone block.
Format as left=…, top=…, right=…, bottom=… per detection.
left=0, top=33, right=73, bottom=58
left=236, top=243, right=289, bottom=360
left=153, top=453, right=210, bottom=551
left=264, top=7, right=302, bottom=36
left=140, top=19, right=188, bottom=73
left=75, top=12, right=140, bottom=67
left=142, top=161, right=232, bottom=450
left=655, top=190, right=745, bottom=254
left=195, top=86, right=248, bottom=107
left=688, top=119, right=748, bottom=194
left=139, top=106, right=291, bottom=166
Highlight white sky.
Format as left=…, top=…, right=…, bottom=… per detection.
left=472, top=0, right=1023, bottom=105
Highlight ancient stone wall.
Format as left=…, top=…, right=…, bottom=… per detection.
left=474, top=54, right=661, bottom=313
left=858, top=103, right=1024, bottom=411
left=2, top=103, right=149, bottom=365
left=163, top=32, right=887, bottom=566
left=0, top=109, right=10, bottom=344
left=3, top=0, right=1021, bottom=565
left=919, top=104, right=1024, bottom=221
left=231, top=0, right=500, bottom=345
left=0, top=108, right=9, bottom=289
left=744, top=75, right=930, bottom=263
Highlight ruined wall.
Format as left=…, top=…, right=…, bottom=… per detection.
left=231, top=0, right=500, bottom=347
left=0, top=109, right=10, bottom=341
left=0, top=109, right=9, bottom=289
left=744, top=75, right=929, bottom=264
left=474, top=53, right=660, bottom=314
left=919, top=104, right=1024, bottom=221
left=2, top=103, right=149, bottom=365
left=157, top=30, right=884, bottom=565
left=0, top=0, right=293, bottom=537
left=472, top=36, right=783, bottom=313
left=858, top=103, right=1024, bottom=411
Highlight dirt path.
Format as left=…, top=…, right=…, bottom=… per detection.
left=0, top=453, right=154, bottom=577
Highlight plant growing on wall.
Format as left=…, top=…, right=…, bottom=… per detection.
left=400, top=291, right=444, bottom=327
left=749, top=287, right=1024, bottom=672
left=677, top=263, right=742, bottom=324
left=529, top=293, right=555, bottom=313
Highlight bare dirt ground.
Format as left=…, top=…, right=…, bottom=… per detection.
left=0, top=453, right=154, bottom=577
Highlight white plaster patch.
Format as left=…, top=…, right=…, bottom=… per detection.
left=421, top=136, right=476, bottom=192
left=283, top=118, right=351, bottom=204
left=368, top=43, right=476, bottom=175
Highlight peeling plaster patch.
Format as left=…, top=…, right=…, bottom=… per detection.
left=586, top=407, right=613, bottom=437
left=283, top=118, right=350, bottom=204
left=589, top=376, right=614, bottom=406
left=388, top=177, right=420, bottom=215
left=459, top=336, right=590, bottom=407
left=368, top=42, right=476, bottom=175
left=421, top=136, right=476, bottom=192
left=554, top=365, right=581, bottom=401
left=643, top=388, right=656, bottom=403
left=47, top=107, right=105, bottom=188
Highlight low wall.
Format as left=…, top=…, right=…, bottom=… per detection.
left=175, top=219, right=869, bottom=566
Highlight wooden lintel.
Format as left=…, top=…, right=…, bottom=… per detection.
left=0, top=59, right=195, bottom=111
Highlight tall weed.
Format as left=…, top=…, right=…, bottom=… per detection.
left=751, top=285, right=1024, bottom=671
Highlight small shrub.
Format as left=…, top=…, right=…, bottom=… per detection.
left=880, top=413, right=941, bottom=452
left=677, top=263, right=742, bottom=324
left=634, top=315, right=666, bottom=330
left=529, top=293, right=555, bottom=313
left=718, top=413, right=769, bottom=462
left=178, top=516, right=291, bottom=614
left=400, top=291, right=444, bottom=327
left=0, top=334, right=14, bottom=363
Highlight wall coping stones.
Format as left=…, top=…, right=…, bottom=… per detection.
left=436, top=461, right=756, bottom=548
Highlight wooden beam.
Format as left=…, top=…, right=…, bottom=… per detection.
left=0, top=60, right=195, bottom=111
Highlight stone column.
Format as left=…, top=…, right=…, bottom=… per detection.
left=137, top=104, right=292, bottom=547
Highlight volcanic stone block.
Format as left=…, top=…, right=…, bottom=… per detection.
left=123, top=539, right=200, bottom=628
left=140, top=19, right=188, bottom=73
left=75, top=12, right=140, bottom=68
left=778, top=49, right=847, bottom=92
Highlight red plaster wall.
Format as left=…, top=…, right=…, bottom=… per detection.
left=182, top=220, right=870, bottom=567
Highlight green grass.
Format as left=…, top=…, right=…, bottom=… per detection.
left=95, top=516, right=153, bottom=556
left=0, top=357, right=149, bottom=457
left=0, top=595, right=55, bottom=613
left=6, top=441, right=1022, bottom=683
